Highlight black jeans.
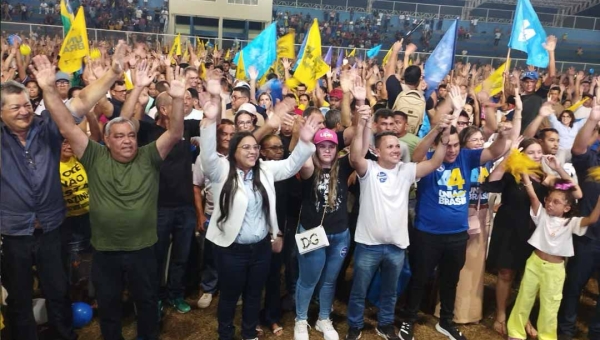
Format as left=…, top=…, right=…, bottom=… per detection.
left=558, top=236, right=600, bottom=338
left=262, top=249, right=283, bottom=326
left=92, top=246, right=159, bottom=340
left=214, top=236, right=272, bottom=340
left=155, top=205, right=196, bottom=300
left=1, top=228, right=76, bottom=340
left=405, top=229, right=468, bottom=323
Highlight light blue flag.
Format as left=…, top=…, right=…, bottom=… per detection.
left=335, top=48, right=344, bottom=70
left=238, top=22, right=278, bottom=79
left=324, top=46, right=333, bottom=65
left=366, top=44, right=382, bottom=59
left=293, top=32, right=309, bottom=71
left=509, top=0, right=548, bottom=67
left=424, top=19, right=458, bottom=100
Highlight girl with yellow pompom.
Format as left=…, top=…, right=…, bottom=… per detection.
left=483, top=137, right=577, bottom=337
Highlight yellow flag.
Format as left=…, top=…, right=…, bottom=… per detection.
left=235, top=50, right=245, bottom=80
left=58, top=7, right=89, bottom=73
left=124, top=70, right=134, bottom=90
left=277, top=32, right=295, bottom=59
left=286, top=19, right=329, bottom=92
left=168, top=34, right=181, bottom=62
left=347, top=48, right=356, bottom=57
left=224, top=49, right=230, bottom=61
left=475, top=59, right=510, bottom=96
left=382, top=48, right=393, bottom=67
left=182, top=40, right=189, bottom=62
left=567, top=97, right=589, bottom=112
left=196, top=37, right=205, bottom=55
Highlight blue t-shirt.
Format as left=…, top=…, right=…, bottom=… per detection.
left=415, top=148, right=483, bottom=234
left=469, top=162, right=492, bottom=205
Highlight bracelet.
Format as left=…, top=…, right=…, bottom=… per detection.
left=523, top=183, right=531, bottom=187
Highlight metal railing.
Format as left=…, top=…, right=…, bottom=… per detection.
left=273, top=0, right=600, bottom=31
left=3, top=22, right=599, bottom=71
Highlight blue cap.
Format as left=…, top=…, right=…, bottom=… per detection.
left=521, top=71, right=539, bottom=81
left=56, top=71, right=70, bottom=82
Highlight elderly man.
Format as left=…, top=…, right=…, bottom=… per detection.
left=28, top=52, right=185, bottom=340
left=0, top=41, right=130, bottom=340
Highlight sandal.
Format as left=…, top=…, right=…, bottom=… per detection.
left=493, top=318, right=507, bottom=336
left=271, top=323, right=283, bottom=337
left=526, top=321, right=538, bottom=338
left=256, top=326, right=264, bottom=337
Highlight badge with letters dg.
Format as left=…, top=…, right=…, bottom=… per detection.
left=295, top=225, right=329, bottom=255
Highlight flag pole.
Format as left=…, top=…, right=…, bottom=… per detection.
left=502, top=48, right=511, bottom=101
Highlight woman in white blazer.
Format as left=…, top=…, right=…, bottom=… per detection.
left=200, top=100, right=319, bottom=340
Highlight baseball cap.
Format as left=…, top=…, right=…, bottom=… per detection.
left=313, top=128, right=338, bottom=145
left=56, top=71, right=70, bottom=82
left=521, top=71, right=539, bottom=81
left=329, top=89, right=343, bottom=100
left=237, top=103, right=257, bottom=115
left=234, top=80, right=251, bottom=89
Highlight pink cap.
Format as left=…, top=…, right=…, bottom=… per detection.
left=313, top=128, right=338, bottom=145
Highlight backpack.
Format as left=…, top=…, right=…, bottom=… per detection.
left=392, top=89, right=426, bottom=135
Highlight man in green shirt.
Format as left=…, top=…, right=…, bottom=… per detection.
left=394, top=110, right=421, bottom=159
left=30, top=52, right=185, bottom=340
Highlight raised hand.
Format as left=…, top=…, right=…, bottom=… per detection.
left=391, top=39, right=403, bottom=53
left=514, top=83, right=523, bottom=111
left=202, top=98, right=220, bottom=121
left=111, top=40, right=128, bottom=75
left=168, top=67, right=186, bottom=99
left=437, top=114, right=454, bottom=131
left=339, top=70, right=353, bottom=93
left=356, top=104, right=372, bottom=127
left=543, top=155, right=561, bottom=171
left=134, top=59, right=159, bottom=87
left=299, top=114, right=321, bottom=143
left=247, top=66, right=258, bottom=81
left=29, top=55, right=56, bottom=91
left=542, top=35, right=557, bottom=52
left=281, top=58, right=292, bottom=70
left=405, top=43, right=417, bottom=56
left=449, top=85, right=466, bottom=111
left=351, top=76, right=367, bottom=101
left=538, top=102, right=554, bottom=117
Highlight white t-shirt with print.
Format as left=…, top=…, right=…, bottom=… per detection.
left=529, top=205, right=586, bottom=257
left=355, top=160, right=416, bottom=249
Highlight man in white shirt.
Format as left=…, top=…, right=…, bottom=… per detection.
left=345, top=107, right=452, bottom=340
left=35, top=72, right=71, bottom=115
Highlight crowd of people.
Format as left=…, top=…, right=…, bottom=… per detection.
left=1, top=26, right=599, bottom=340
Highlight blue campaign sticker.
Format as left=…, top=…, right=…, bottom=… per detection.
left=377, top=172, right=388, bottom=183
left=340, top=246, right=348, bottom=258
left=437, top=164, right=445, bottom=172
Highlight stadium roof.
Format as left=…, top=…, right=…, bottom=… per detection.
left=467, top=0, right=600, bottom=15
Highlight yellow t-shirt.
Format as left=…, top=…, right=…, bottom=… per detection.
left=60, top=157, right=90, bottom=217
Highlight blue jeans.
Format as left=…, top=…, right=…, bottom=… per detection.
left=296, top=227, right=350, bottom=321
left=347, top=243, right=406, bottom=329
left=558, top=236, right=600, bottom=338
left=155, top=205, right=196, bottom=300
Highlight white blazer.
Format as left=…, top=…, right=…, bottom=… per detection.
left=200, top=122, right=316, bottom=247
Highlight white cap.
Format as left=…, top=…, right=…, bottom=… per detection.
left=237, top=103, right=257, bottom=115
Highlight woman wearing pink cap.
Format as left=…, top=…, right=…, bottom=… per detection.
left=293, top=107, right=363, bottom=340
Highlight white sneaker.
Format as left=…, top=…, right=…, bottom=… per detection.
left=237, top=297, right=243, bottom=306
left=294, top=319, right=311, bottom=340
left=197, top=293, right=212, bottom=309
left=315, top=319, right=339, bottom=340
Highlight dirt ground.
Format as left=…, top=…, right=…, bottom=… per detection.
left=74, top=273, right=598, bottom=340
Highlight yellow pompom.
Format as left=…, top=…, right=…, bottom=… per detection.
left=90, top=48, right=101, bottom=60
left=587, top=166, right=600, bottom=182
left=504, top=148, right=543, bottom=183
left=19, top=44, right=31, bottom=56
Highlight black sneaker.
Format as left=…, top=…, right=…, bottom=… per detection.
left=376, top=324, right=400, bottom=339
left=435, top=321, right=467, bottom=340
left=398, top=322, right=414, bottom=340
left=346, top=327, right=362, bottom=340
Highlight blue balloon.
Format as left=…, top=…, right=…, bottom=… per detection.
left=590, top=68, right=595, bottom=75
left=72, top=302, right=93, bottom=328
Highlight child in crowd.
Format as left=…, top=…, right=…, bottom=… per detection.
left=507, top=176, right=600, bottom=340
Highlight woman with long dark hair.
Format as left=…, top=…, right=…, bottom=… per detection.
left=200, top=100, right=319, bottom=340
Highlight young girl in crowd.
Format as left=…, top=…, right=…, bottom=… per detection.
left=483, top=139, right=550, bottom=336
left=508, top=175, right=600, bottom=339
left=294, top=119, right=355, bottom=340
